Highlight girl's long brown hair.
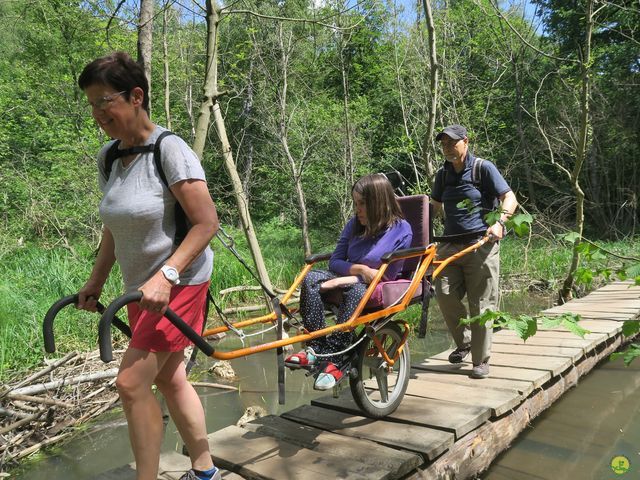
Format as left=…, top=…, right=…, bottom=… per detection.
left=352, top=174, right=403, bottom=237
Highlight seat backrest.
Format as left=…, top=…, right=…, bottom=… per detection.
left=396, top=194, right=430, bottom=276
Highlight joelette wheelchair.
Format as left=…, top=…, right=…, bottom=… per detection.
left=44, top=194, right=489, bottom=418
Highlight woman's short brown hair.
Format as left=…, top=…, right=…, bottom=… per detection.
left=78, top=52, right=149, bottom=112
left=352, top=173, right=404, bottom=237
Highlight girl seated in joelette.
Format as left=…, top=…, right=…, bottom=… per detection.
left=286, top=173, right=412, bottom=390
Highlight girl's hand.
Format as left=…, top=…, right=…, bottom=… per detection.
left=138, top=270, right=172, bottom=314
left=352, top=264, right=379, bottom=284
left=320, top=276, right=360, bottom=292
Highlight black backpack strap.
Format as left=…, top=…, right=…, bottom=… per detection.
left=152, top=131, right=189, bottom=246
left=152, top=131, right=175, bottom=187
left=105, top=131, right=189, bottom=246
left=104, top=140, right=121, bottom=181
left=104, top=140, right=155, bottom=180
left=471, top=157, right=483, bottom=188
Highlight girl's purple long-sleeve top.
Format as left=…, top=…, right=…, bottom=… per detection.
left=329, top=218, right=413, bottom=281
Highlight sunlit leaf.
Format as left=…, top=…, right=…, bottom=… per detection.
left=510, top=213, right=533, bottom=226
left=484, top=209, right=501, bottom=225
left=559, top=231, right=581, bottom=243
left=505, top=315, right=537, bottom=341
left=576, top=242, right=591, bottom=254
left=575, top=267, right=593, bottom=286
left=512, top=222, right=530, bottom=237
left=460, top=309, right=502, bottom=327
left=540, top=313, right=588, bottom=338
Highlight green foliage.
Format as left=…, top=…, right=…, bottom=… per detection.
left=506, top=213, right=533, bottom=237
left=462, top=310, right=586, bottom=342
left=539, top=313, right=588, bottom=337
left=611, top=344, right=640, bottom=367
left=621, top=321, right=640, bottom=337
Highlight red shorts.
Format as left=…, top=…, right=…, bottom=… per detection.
left=126, top=282, right=210, bottom=352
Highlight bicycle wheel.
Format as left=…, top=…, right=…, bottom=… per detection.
left=349, top=321, right=410, bottom=418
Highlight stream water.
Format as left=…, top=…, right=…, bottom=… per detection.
left=12, top=292, right=633, bottom=480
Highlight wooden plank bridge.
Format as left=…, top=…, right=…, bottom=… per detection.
left=98, top=281, right=640, bottom=480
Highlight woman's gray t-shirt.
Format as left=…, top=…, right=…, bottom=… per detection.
left=97, top=126, right=214, bottom=292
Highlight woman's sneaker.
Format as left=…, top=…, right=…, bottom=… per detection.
left=179, top=466, right=221, bottom=480
left=285, top=349, right=316, bottom=369
left=314, top=362, right=344, bottom=390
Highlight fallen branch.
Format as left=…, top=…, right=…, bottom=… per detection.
left=11, top=369, right=119, bottom=396
left=0, top=407, right=32, bottom=420
left=5, top=393, right=74, bottom=409
left=0, top=352, right=78, bottom=399
left=0, top=410, right=45, bottom=436
left=191, top=382, right=239, bottom=391
left=11, top=431, right=74, bottom=461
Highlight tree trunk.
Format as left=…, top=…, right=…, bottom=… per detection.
left=162, top=4, right=172, bottom=130
left=339, top=36, right=354, bottom=225
left=513, top=56, right=536, bottom=207
left=391, top=0, right=421, bottom=191
left=277, top=24, right=312, bottom=256
left=137, top=0, right=154, bottom=112
left=560, top=0, right=593, bottom=302
left=193, top=0, right=273, bottom=293
left=420, top=0, right=438, bottom=180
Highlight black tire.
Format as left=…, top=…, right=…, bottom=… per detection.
left=349, top=321, right=410, bottom=418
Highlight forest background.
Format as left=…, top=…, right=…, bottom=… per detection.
left=0, top=0, right=638, bottom=378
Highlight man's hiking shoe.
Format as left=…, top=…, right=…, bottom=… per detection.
left=470, top=362, right=490, bottom=379
left=285, top=349, right=316, bottom=369
left=448, top=345, right=471, bottom=364
left=179, top=466, right=222, bottom=480
left=314, top=362, right=344, bottom=390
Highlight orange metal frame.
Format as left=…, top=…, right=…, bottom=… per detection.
left=201, top=237, right=489, bottom=360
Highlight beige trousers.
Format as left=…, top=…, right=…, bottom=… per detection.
left=434, top=241, right=500, bottom=365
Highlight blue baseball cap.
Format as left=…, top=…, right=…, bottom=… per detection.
left=436, top=124, right=467, bottom=141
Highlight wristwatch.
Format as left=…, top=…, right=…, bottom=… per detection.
left=160, top=265, right=180, bottom=285
left=497, top=219, right=507, bottom=235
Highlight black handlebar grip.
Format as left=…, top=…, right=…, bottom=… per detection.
left=99, top=292, right=142, bottom=362
left=99, top=292, right=214, bottom=363
left=43, top=294, right=79, bottom=353
left=44, top=294, right=132, bottom=356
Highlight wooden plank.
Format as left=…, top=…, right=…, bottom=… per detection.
left=94, top=451, right=244, bottom=480
left=282, top=404, right=453, bottom=460
left=536, top=318, right=622, bottom=335
left=412, top=359, right=552, bottom=388
left=208, top=425, right=392, bottom=480
left=495, top=329, right=607, bottom=343
left=554, top=304, right=640, bottom=313
left=242, top=415, right=422, bottom=477
left=410, top=369, right=535, bottom=397
left=541, top=309, right=631, bottom=321
left=311, top=391, right=490, bottom=440
left=490, top=343, right=584, bottom=362
left=401, top=378, right=522, bottom=417
left=492, top=332, right=596, bottom=353
left=433, top=351, right=572, bottom=376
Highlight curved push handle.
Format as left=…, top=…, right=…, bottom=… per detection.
left=99, top=292, right=214, bottom=363
left=43, top=295, right=80, bottom=353
left=43, top=294, right=132, bottom=354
